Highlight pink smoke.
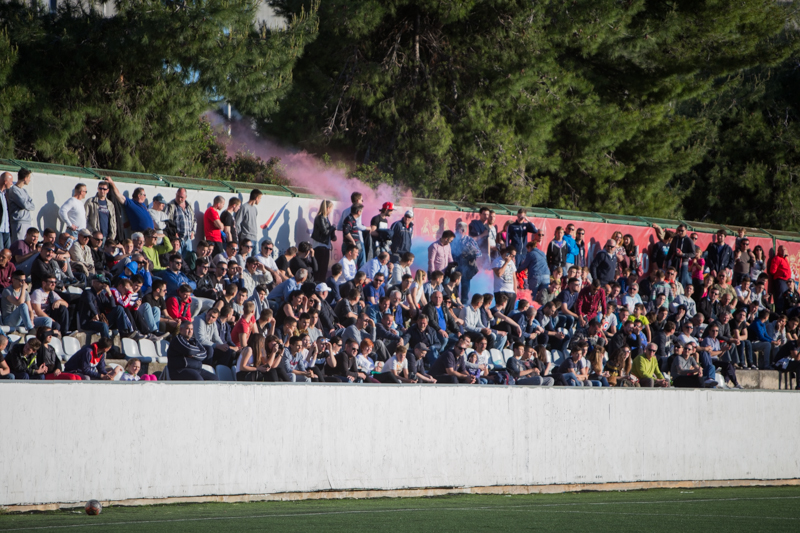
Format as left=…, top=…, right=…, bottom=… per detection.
left=216, top=116, right=412, bottom=217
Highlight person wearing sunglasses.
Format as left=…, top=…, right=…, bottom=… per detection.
left=85, top=181, right=117, bottom=241
left=631, top=342, right=670, bottom=387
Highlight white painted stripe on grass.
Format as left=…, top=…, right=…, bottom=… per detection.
left=2, top=495, right=800, bottom=531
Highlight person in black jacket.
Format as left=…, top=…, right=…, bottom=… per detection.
left=311, top=200, right=337, bottom=283
left=78, top=274, right=130, bottom=338
left=314, top=283, right=339, bottom=336
left=30, top=245, right=64, bottom=291
left=422, top=291, right=458, bottom=340
left=327, top=338, right=364, bottom=382
left=290, top=242, right=320, bottom=283
left=166, top=321, right=218, bottom=381
left=705, top=230, right=735, bottom=278
left=5, top=338, right=46, bottom=379
left=590, top=239, right=618, bottom=287
left=190, top=258, right=216, bottom=299
left=667, top=224, right=696, bottom=286
left=405, top=314, right=440, bottom=365
left=34, top=328, right=80, bottom=380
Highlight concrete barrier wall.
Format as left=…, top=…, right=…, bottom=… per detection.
left=1, top=383, right=798, bottom=506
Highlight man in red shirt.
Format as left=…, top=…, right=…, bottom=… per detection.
left=203, top=196, right=226, bottom=255
left=576, top=279, right=607, bottom=323
left=769, top=245, right=792, bottom=311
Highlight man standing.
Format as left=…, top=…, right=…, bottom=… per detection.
left=203, top=196, right=226, bottom=255
left=452, top=221, right=481, bottom=302
left=85, top=181, right=116, bottom=241
left=7, top=168, right=35, bottom=242
left=590, top=239, right=618, bottom=287
left=428, top=230, right=455, bottom=274
left=519, top=234, right=550, bottom=295
left=390, top=209, right=414, bottom=257
left=166, top=188, right=196, bottom=252
left=148, top=194, right=170, bottom=231
left=768, top=245, right=792, bottom=308
left=369, top=201, right=394, bottom=256
left=667, top=224, right=695, bottom=286
left=468, top=207, right=491, bottom=259
left=506, top=209, right=537, bottom=262
left=705, top=230, right=735, bottom=279
left=492, top=247, right=517, bottom=316
left=235, top=189, right=262, bottom=253
left=0, top=172, right=13, bottom=249
left=58, top=183, right=88, bottom=237
left=104, top=177, right=154, bottom=233
left=342, top=203, right=366, bottom=268
left=221, top=197, right=241, bottom=247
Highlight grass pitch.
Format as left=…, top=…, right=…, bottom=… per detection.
left=1, top=485, right=799, bottom=532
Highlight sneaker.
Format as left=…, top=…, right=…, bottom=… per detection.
left=145, top=333, right=160, bottom=342
left=750, top=364, right=758, bottom=370
left=734, top=384, right=743, bottom=389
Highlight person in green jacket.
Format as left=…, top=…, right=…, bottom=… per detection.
left=631, top=343, right=670, bottom=387
left=141, top=228, right=173, bottom=272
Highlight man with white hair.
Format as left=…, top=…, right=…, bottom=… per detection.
left=590, top=239, right=618, bottom=286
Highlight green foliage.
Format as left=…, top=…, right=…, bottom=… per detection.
left=267, top=0, right=799, bottom=219
left=681, top=62, right=800, bottom=231
left=0, top=28, right=26, bottom=157
left=0, top=0, right=317, bottom=174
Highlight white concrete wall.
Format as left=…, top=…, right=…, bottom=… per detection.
left=1, top=383, right=797, bottom=506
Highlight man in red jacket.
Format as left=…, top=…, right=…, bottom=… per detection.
left=768, top=245, right=792, bottom=311
left=166, top=284, right=193, bottom=322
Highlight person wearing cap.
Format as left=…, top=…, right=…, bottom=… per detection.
left=390, top=209, right=414, bottom=257
left=149, top=193, right=170, bottom=231
left=590, top=239, right=619, bottom=287
left=85, top=180, right=117, bottom=241
left=69, top=228, right=96, bottom=278
left=407, top=342, right=436, bottom=383
left=57, top=183, right=88, bottom=238
left=313, top=282, right=340, bottom=336
left=141, top=227, right=173, bottom=272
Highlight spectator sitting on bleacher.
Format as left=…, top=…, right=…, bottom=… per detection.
left=182, top=240, right=212, bottom=275
left=63, top=338, right=121, bottom=380
left=10, top=227, right=39, bottom=270
left=671, top=343, right=704, bottom=388
left=5, top=338, right=46, bottom=380
left=429, top=334, right=475, bottom=384
left=2, top=270, right=43, bottom=333
left=35, top=328, right=80, bottom=380
left=0, top=248, right=15, bottom=290
left=506, top=341, right=555, bottom=386
left=162, top=253, right=193, bottom=297
left=31, top=275, right=69, bottom=335
left=69, top=229, right=95, bottom=279
left=78, top=274, right=131, bottom=339
left=194, top=308, right=236, bottom=366
left=0, top=335, right=12, bottom=379
left=166, top=284, right=193, bottom=323
left=631, top=343, right=670, bottom=387
left=166, top=320, right=217, bottom=381
left=242, top=257, right=272, bottom=297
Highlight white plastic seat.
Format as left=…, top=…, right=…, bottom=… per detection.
left=489, top=348, right=505, bottom=369
left=202, top=364, right=217, bottom=378
left=137, top=338, right=163, bottom=364
left=215, top=365, right=233, bottom=381
left=230, top=366, right=237, bottom=382
left=25, top=335, right=35, bottom=343
left=0, top=325, right=11, bottom=334
left=121, top=337, right=141, bottom=360
left=49, top=338, right=67, bottom=362
left=157, top=338, right=170, bottom=358
left=106, top=362, right=123, bottom=381
left=7, top=334, right=21, bottom=345
left=62, top=336, right=81, bottom=357
left=502, top=348, right=514, bottom=365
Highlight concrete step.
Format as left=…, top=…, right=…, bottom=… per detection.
left=736, top=369, right=796, bottom=390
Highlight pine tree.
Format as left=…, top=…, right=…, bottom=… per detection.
left=0, top=0, right=317, bottom=174
left=0, top=27, right=25, bottom=157
left=267, top=0, right=798, bottom=217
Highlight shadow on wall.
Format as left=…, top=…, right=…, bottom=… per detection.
left=274, top=210, right=292, bottom=253
left=294, top=205, right=311, bottom=245
left=36, top=191, right=60, bottom=233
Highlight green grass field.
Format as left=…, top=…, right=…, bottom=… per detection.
left=2, top=486, right=799, bottom=532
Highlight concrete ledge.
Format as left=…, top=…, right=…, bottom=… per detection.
left=4, top=478, right=800, bottom=513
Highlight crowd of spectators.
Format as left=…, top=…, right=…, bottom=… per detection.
left=0, top=171, right=799, bottom=389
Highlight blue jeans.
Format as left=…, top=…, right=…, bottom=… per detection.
left=13, top=372, right=44, bottom=380
left=3, top=306, right=52, bottom=330
left=751, top=341, right=774, bottom=369
left=81, top=306, right=129, bottom=338
left=679, top=264, right=691, bottom=287
left=492, top=331, right=507, bottom=351
left=138, top=303, right=161, bottom=334
left=736, top=340, right=754, bottom=366
left=0, top=232, right=9, bottom=250
left=556, top=314, right=576, bottom=332
left=181, top=237, right=193, bottom=253
left=560, top=372, right=581, bottom=386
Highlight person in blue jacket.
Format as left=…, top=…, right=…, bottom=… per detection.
left=519, top=236, right=550, bottom=294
